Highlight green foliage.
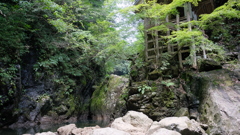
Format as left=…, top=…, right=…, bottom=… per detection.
left=138, top=84, right=152, bottom=94
left=167, top=29, right=225, bottom=62
left=113, top=60, right=131, bottom=75
left=200, top=1, right=240, bottom=27
left=49, top=19, right=72, bottom=33
left=90, top=81, right=107, bottom=112
left=66, top=95, right=76, bottom=116
left=161, top=79, right=175, bottom=87
left=199, top=1, right=240, bottom=50
left=122, top=0, right=201, bottom=19
left=120, top=90, right=129, bottom=101
left=36, top=93, right=50, bottom=103
left=160, top=53, right=171, bottom=70
left=0, top=0, right=132, bottom=114
left=0, top=2, right=28, bottom=81
left=130, top=0, right=239, bottom=68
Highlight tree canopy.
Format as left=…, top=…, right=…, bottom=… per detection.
left=0, top=0, right=137, bottom=106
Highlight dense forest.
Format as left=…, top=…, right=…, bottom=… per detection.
left=0, top=0, right=139, bottom=127
left=0, top=0, right=239, bottom=134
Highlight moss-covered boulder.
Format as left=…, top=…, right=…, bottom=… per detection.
left=148, top=69, right=162, bottom=80
left=126, top=80, right=189, bottom=121
left=198, top=59, right=222, bottom=72
left=182, top=69, right=240, bottom=135
left=90, top=75, right=129, bottom=121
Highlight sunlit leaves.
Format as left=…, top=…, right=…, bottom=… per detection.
left=49, top=19, right=73, bottom=33
left=123, top=0, right=201, bottom=19
left=199, top=1, right=240, bottom=28
left=167, top=29, right=202, bottom=45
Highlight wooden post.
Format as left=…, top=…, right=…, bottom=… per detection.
left=238, top=53, right=240, bottom=62
left=176, top=14, right=183, bottom=69
left=210, top=0, right=215, bottom=10
left=144, top=18, right=148, bottom=61
left=155, top=19, right=160, bottom=64
left=202, top=41, right=207, bottom=59
left=186, top=2, right=197, bottom=68
left=203, top=48, right=207, bottom=59
left=166, top=15, right=171, bottom=53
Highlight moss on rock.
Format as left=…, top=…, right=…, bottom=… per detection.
left=90, top=75, right=129, bottom=121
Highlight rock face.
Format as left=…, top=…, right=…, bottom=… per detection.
left=156, top=117, right=207, bottom=135
left=145, top=117, right=207, bottom=135
left=111, top=111, right=153, bottom=135
left=183, top=69, right=240, bottom=135
left=199, top=59, right=222, bottom=72
left=0, top=49, right=104, bottom=128
left=57, top=124, right=77, bottom=135
left=126, top=80, right=189, bottom=121
left=90, top=75, right=129, bottom=122
left=126, top=57, right=190, bottom=121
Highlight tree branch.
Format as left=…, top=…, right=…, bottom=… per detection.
left=0, top=10, right=6, bottom=17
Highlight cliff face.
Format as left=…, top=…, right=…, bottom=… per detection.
left=126, top=57, right=240, bottom=135
left=183, top=68, right=240, bottom=135
left=0, top=49, right=99, bottom=128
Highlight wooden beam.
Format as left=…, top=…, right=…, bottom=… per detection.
left=210, top=0, right=215, bottom=11
left=155, top=19, right=160, bottom=64
left=144, top=18, right=148, bottom=61
left=202, top=41, right=207, bottom=59
left=176, top=14, right=183, bottom=69
left=187, top=2, right=197, bottom=68
left=147, top=55, right=156, bottom=59
left=147, top=45, right=170, bottom=51
left=166, top=15, right=171, bottom=52
left=180, top=49, right=190, bottom=53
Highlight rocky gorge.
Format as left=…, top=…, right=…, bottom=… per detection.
left=1, top=60, right=240, bottom=135
left=28, top=111, right=208, bottom=135
left=0, top=0, right=239, bottom=134
left=18, top=62, right=240, bottom=135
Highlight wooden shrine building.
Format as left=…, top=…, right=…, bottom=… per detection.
left=134, top=0, right=215, bottom=68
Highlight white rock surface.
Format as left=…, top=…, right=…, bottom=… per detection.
left=71, top=125, right=100, bottom=135
left=91, top=127, right=130, bottom=135
left=148, top=128, right=181, bottom=135
left=35, top=131, right=57, bottom=135
left=111, top=111, right=153, bottom=135
left=146, top=121, right=162, bottom=135
left=57, top=124, right=77, bottom=135
left=34, top=111, right=210, bottom=135
left=158, top=116, right=207, bottom=135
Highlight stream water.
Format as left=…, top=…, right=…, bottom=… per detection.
left=0, top=120, right=108, bottom=135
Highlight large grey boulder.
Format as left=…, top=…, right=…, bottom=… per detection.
left=90, top=75, right=129, bottom=121
left=147, top=128, right=181, bottom=135
left=184, top=69, right=240, bottom=134
left=146, top=121, right=182, bottom=135
left=35, top=132, right=57, bottom=135
left=157, top=117, right=206, bottom=135
left=91, top=127, right=130, bottom=135
left=146, top=121, right=162, bottom=135
left=200, top=83, right=240, bottom=135
left=71, top=125, right=100, bottom=135
left=199, top=59, right=222, bottom=72
left=111, top=111, right=153, bottom=135
left=57, top=124, right=77, bottom=135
